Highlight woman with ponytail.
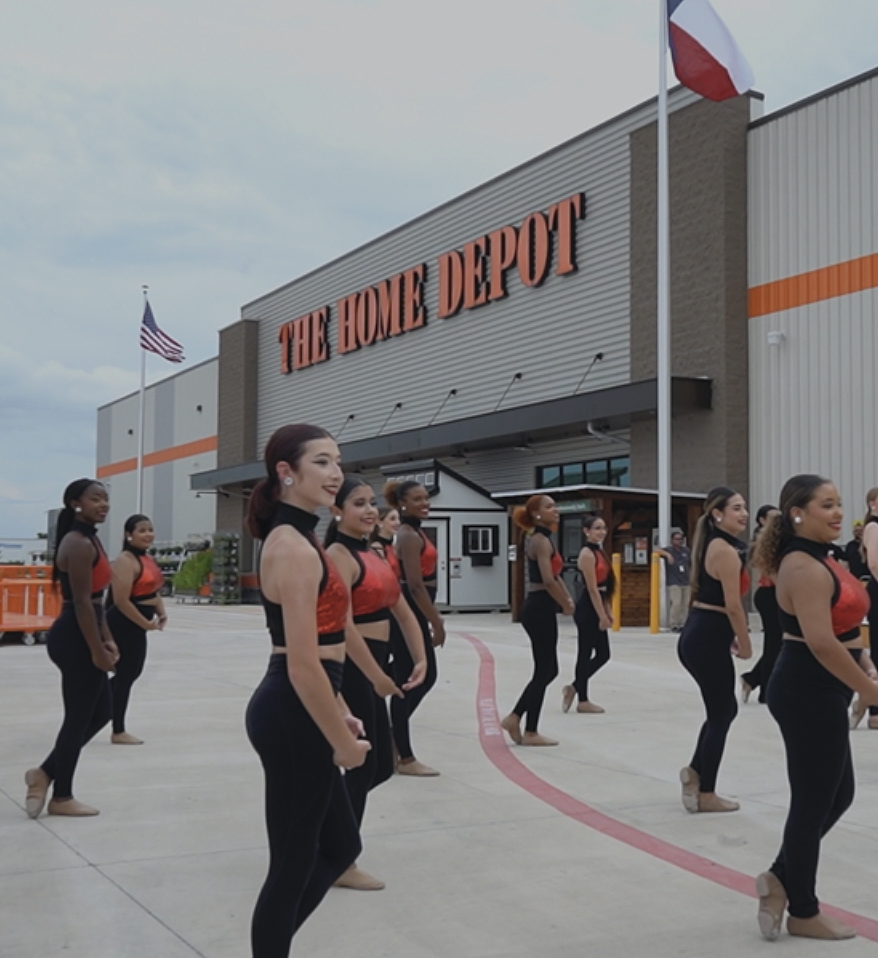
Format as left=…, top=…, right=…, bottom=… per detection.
left=740, top=504, right=781, bottom=704
left=850, top=486, right=878, bottom=730
left=244, top=424, right=368, bottom=958
left=501, top=495, right=574, bottom=747
left=384, top=478, right=445, bottom=776
left=562, top=514, right=615, bottom=714
left=677, top=486, right=751, bottom=814
left=105, top=515, right=167, bottom=744
left=324, top=479, right=426, bottom=890
left=752, top=475, right=878, bottom=942
left=24, top=479, right=118, bottom=819
left=370, top=505, right=401, bottom=578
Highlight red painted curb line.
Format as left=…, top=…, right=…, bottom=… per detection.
left=460, top=631, right=878, bottom=940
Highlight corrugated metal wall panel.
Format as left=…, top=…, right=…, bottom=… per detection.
left=252, top=90, right=699, bottom=452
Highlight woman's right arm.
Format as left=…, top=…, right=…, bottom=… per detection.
left=397, top=529, right=446, bottom=647
left=62, top=537, right=116, bottom=671
left=577, top=548, right=609, bottom=628
left=268, top=536, right=369, bottom=770
left=786, top=555, right=878, bottom=703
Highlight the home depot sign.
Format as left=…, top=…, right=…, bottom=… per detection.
left=278, top=192, right=585, bottom=373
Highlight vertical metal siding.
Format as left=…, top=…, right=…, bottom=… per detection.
left=749, top=75, right=878, bottom=514
left=252, top=91, right=699, bottom=455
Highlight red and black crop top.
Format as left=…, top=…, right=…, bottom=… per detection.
left=131, top=553, right=165, bottom=600
left=261, top=502, right=349, bottom=647
left=583, top=542, right=615, bottom=596
left=373, top=535, right=401, bottom=580
left=335, top=532, right=401, bottom=624
left=527, top=527, right=564, bottom=584
left=399, top=516, right=438, bottom=582
left=59, top=522, right=112, bottom=602
left=778, top=537, right=870, bottom=642
left=694, top=528, right=750, bottom=606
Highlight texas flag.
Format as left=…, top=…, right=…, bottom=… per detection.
left=667, top=0, right=754, bottom=102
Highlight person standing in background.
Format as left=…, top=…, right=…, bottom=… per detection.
left=655, top=531, right=691, bottom=632
left=843, top=521, right=869, bottom=580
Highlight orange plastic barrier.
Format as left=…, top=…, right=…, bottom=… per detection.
left=0, top=578, right=61, bottom=635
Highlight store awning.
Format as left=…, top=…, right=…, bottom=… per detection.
left=190, top=375, right=711, bottom=491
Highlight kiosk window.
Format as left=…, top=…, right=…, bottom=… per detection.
left=462, top=525, right=499, bottom=566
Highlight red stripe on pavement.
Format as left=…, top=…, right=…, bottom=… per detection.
left=460, top=631, right=878, bottom=940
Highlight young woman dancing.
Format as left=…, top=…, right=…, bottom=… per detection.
left=740, top=505, right=781, bottom=704
left=562, top=514, right=615, bottom=714
left=502, top=495, right=574, bottom=746
left=25, top=479, right=119, bottom=818
left=384, top=479, right=445, bottom=776
left=325, top=478, right=427, bottom=890
left=245, top=424, right=369, bottom=958
left=105, top=514, right=167, bottom=744
left=677, top=486, right=752, bottom=813
left=753, top=474, right=878, bottom=941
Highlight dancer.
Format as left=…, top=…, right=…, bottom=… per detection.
left=502, top=495, right=574, bottom=746
left=753, top=474, right=878, bottom=941
left=677, top=486, right=751, bottom=813
left=371, top=505, right=401, bottom=578
left=384, top=479, right=445, bottom=776
left=105, top=514, right=167, bottom=744
left=325, top=478, right=427, bottom=890
left=24, top=479, right=118, bottom=819
left=245, top=424, right=368, bottom=958
left=740, top=505, right=781, bottom=705
left=562, top=514, right=615, bottom=714
left=851, top=487, right=878, bottom=730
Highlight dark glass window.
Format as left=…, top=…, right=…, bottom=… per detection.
left=540, top=466, right=561, bottom=488
left=586, top=460, right=609, bottom=485
left=609, top=457, right=631, bottom=487
left=562, top=463, right=584, bottom=485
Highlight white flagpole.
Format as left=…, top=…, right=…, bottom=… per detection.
left=136, top=286, right=148, bottom=513
left=656, top=0, right=672, bottom=555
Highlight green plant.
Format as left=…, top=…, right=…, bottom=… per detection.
left=174, top=549, right=214, bottom=592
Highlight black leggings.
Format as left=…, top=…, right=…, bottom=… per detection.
left=572, top=592, right=610, bottom=702
left=741, top=586, right=782, bottom=703
left=389, top=584, right=438, bottom=761
left=766, top=641, right=856, bottom=918
left=106, top=604, right=150, bottom=734
left=867, top=577, right=878, bottom=716
left=40, top=604, right=112, bottom=799
left=513, top=591, right=560, bottom=733
left=245, top=656, right=361, bottom=958
left=341, top=638, right=393, bottom=827
left=677, top=608, right=738, bottom=793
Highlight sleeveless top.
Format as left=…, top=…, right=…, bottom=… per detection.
left=399, top=516, right=438, bottom=581
left=527, top=527, right=564, bottom=584
left=583, top=541, right=613, bottom=595
left=334, top=532, right=401, bottom=624
left=261, top=502, right=348, bottom=647
left=107, top=550, right=165, bottom=608
left=865, top=515, right=878, bottom=582
left=374, top=534, right=401, bottom=580
left=778, top=537, right=870, bottom=642
left=59, top=522, right=112, bottom=602
left=694, top=528, right=750, bottom=606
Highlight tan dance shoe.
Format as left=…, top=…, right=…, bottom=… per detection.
left=696, top=793, right=740, bottom=813
left=679, top=766, right=700, bottom=814
left=396, top=758, right=440, bottom=777
left=561, top=685, right=575, bottom=713
left=24, top=767, right=50, bottom=819
left=576, top=701, right=605, bottom=714
left=521, top=732, right=559, bottom=746
left=47, top=798, right=100, bottom=817
left=740, top=677, right=753, bottom=703
left=334, top=864, right=386, bottom=891
left=755, top=871, right=787, bottom=941
left=850, top=697, right=867, bottom=729
left=787, top=913, right=856, bottom=940
left=111, top=732, right=144, bottom=745
left=500, top=713, right=523, bottom=744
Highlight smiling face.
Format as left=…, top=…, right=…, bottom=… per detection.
left=538, top=496, right=560, bottom=528
left=335, top=484, right=378, bottom=538
left=402, top=484, right=431, bottom=520
left=128, top=520, right=155, bottom=550
left=793, top=482, right=843, bottom=544
left=278, top=438, right=343, bottom=510
left=379, top=509, right=400, bottom=538
left=584, top=517, right=607, bottom=544
left=713, top=494, right=749, bottom=535
left=73, top=483, right=109, bottom=524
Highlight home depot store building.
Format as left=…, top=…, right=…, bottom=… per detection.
left=95, top=68, right=878, bottom=624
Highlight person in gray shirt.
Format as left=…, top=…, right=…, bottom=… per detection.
left=655, top=531, right=692, bottom=631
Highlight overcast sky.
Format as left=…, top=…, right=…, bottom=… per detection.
left=1, top=0, right=876, bottom=538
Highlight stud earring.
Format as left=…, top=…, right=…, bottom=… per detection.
left=536, top=515, right=541, bottom=520
left=334, top=515, right=341, bottom=522
left=75, top=507, right=82, bottom=513
left=283, top=477, right=293, bottom=487
left=794, top=516, right=802, bottom=524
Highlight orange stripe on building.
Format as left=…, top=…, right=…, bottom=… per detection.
left=749, top=251, right=878, bottom=318
left=97, top=436, right=217, bottom=479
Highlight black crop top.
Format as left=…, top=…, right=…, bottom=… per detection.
left=693, top=528, right=749, bottom=606
left=778, top=537, right=870, bottom=643
left=527, top=527, right=564, bottom=585
left=261, top=502, right=349, bottom=648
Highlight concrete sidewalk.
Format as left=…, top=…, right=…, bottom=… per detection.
left=2, top=606, right=878, bottom=957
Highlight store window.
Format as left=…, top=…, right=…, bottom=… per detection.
left=537, top=457, right=630, bottom=489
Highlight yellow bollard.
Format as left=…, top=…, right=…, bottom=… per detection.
left=611, top=553, right=622, bottom=631
left=649, top=551, right=661, bottom=634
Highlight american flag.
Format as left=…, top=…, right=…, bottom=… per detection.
left=140, top=301, right=185, bottom=363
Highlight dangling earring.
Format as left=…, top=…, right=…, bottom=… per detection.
left=283, top=477, right=293, bottom=487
